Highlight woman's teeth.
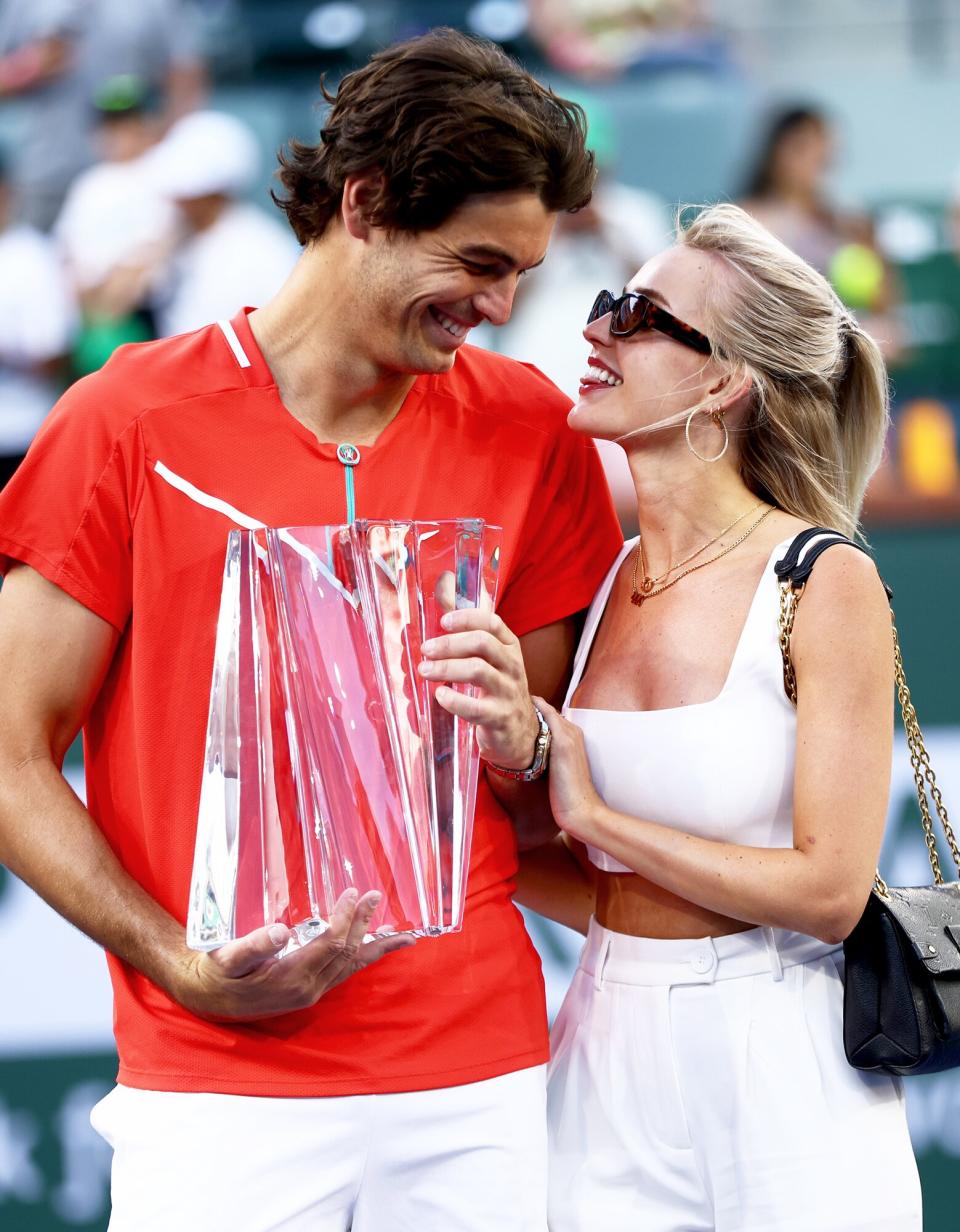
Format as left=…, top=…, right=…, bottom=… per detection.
left=433, top=310, right=468, bottom=338
left=584, top=364, right=622, bottom=386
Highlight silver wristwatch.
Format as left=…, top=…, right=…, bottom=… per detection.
left=485, top=705, right=552, bottom=782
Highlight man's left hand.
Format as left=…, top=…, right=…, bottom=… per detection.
left=418, top=608, right=539, bottom=771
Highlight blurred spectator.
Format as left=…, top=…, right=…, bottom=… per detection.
left=54, top=74, right=177, bottom=375
left=0, top=0, right=205, bottom=231
left=0, top=149, right=76, bottom=487
left=480, top=99, right=671, bottom=529
left=527, top=0, right=731, bottom=80
left=147, top=109, right=300, bottom=337
left=739, top=104, right=903, bottom=359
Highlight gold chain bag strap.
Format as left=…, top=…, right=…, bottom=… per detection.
left=777, top=527, right=960, bottom=1075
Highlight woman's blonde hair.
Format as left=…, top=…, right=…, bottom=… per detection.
left=679, top=202, right=889, bottom=538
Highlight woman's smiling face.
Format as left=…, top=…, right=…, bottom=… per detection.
left=569, top=244, right=728, bottom=447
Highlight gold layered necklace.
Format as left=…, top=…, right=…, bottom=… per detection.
left=631, top=503, right=773, bottom=607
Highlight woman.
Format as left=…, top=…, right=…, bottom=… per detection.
left=741, top=105, right=853, bottom=275
left=518, top=203, right=922, bottom=1230
left=738, top=105, right=902, bottom=363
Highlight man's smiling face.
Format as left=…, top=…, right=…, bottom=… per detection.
left=352, top=189, right=556, bottom=376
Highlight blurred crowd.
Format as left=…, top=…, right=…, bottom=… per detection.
left=0, top=0, right=299, bottom=485
left=1, top=0, right=959, bottom=522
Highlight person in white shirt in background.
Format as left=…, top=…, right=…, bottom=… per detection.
left=147, top=109, right=301, bottom=338
left=0, top=0, right=205, bottom=232
left=0, top=149, right=77, bottom=487
left=54, top=74, right=179, bottom=375
left=474, top=99, right=671, bottom=532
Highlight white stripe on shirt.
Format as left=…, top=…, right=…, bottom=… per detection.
left=217, top=318, right=251, bottom=369
left=152, top=461, right=359, bottom=608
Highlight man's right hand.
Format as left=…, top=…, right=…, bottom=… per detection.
left=173, top=889, right=415, bottom=1021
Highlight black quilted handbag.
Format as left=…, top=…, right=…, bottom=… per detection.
left=777, top=528, right=960, bottom=1076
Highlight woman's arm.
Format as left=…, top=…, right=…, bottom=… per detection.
left=515, top=834, right=597, bottom=935
left=535, top=546, right=894, bottom=944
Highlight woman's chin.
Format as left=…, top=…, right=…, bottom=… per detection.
left=567, top=400, right=622, bottom=440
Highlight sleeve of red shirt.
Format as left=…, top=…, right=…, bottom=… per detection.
left=497, top=381, right=623, bottom=639
left=0, top=374, right=143, bottom=632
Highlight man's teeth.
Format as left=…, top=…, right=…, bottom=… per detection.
left=434, top=310, right=468, bottom=338
left=584, top=364, right=622, bottom=386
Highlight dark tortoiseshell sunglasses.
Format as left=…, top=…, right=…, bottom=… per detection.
left=587, top=289, right=712, bottom=356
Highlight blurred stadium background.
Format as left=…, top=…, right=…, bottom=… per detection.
left=2, top=1, right=960, bottom=1227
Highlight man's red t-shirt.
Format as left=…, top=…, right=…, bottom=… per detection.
left=0, top=310, right=622, bottom=1096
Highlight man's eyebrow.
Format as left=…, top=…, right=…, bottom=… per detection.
left=460, top=245, right=546, bottom=271
left=624, top=285, right=672, bottom=310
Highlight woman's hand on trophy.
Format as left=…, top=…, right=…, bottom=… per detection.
left=418, top=607, right=540, bottom=771
left=173, top=889, right=415, bottom=1021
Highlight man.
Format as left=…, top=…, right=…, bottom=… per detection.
left=0, top=29, right=621, bottom=1231
left=53, top=74, right=177, bottom=375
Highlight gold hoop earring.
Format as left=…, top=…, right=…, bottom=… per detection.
left=685, top=406, right=729, bottom=463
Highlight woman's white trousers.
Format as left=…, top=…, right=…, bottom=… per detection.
left=547, top=919, right=922, bottom=1231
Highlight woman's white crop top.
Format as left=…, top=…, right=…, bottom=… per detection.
left=562, top=536, right=798, bottom=873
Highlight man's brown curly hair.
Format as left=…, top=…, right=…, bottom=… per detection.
left=273, top=28, right=595, bottom=243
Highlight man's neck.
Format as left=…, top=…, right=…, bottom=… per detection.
left=248, top=246, right=417, bottom=446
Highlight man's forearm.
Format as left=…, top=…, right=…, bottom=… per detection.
left=486, top=772, right=558, bottom=851
left=0, top=754, right=191, bottom=996
left=514, top=835, right=595, bottom=935
left=0, top=750, right=416, bottom=1021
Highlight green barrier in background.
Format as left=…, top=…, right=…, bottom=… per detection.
left=860, top=524, right=960, bottom=1231
left=0, top=1055, right=115, bottom=1229
left=870, top=525, right=960, bottom=725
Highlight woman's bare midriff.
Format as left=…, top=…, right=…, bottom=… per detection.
left=596, top=870, right=754, bottom=939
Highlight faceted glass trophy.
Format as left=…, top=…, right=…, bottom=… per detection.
left=187, top=519, right=502, bottom=951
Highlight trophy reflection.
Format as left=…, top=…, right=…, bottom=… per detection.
left=187, top=520, right=502, bottom=952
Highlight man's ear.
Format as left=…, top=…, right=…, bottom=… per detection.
left=341, top=172, right=383, bottom=240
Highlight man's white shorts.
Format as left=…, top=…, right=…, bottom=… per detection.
left=548, top=919, right=923, bottom=1232
left=91, top=1064, right=547, bottom=1231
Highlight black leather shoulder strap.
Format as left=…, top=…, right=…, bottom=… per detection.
left=774, top=527, right=893, bottom=600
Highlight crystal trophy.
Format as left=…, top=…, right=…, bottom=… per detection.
left=187, top=519, right=502, bottom=951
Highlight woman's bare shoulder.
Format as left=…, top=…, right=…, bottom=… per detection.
left=792, top=538, right=891, bottom=661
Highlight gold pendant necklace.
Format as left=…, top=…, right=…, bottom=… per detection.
left=631, top=501, right=765, bottom=600
left=631, top=505, right=775, bottom=607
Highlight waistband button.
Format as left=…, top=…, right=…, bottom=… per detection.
left=691, top=950, right=715, bottom=975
